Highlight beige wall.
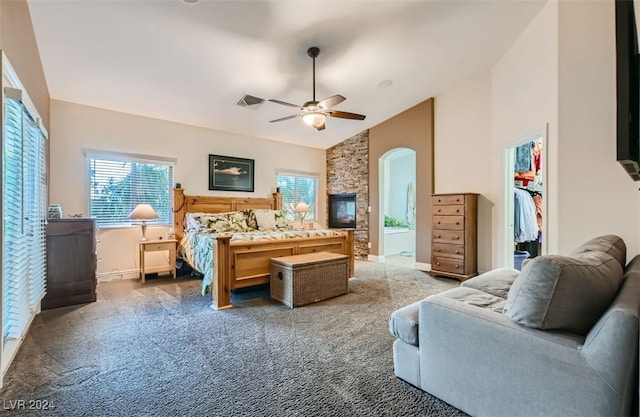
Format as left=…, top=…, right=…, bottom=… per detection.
left=435, top=0, right=640, bottom=269
left=434, top=70, right=493, bottom=272
left=369, top=98, right=434, bottom=266
left=50, top=100, right=327, bottom=280
left=0, top=0, right=49, bottom=131
left=555, top=0, right=640, bottom=256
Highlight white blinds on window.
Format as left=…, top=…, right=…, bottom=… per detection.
left=2, top=96, right=47, bottom=342
left=88, top=155, right=174, bottom=227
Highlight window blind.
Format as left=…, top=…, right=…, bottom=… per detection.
left=2, top=97, right=47, bottom=342
left=88, top=154, right=174, bottom=227
left=276, top=172, right=318, bottom=222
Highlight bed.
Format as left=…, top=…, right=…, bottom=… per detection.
left=173, top=188, right=355, bottom=310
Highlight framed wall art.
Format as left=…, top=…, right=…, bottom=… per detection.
left=208, top=154, right=254, bottom=192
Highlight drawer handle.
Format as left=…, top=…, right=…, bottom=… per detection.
left=436, top=235, right=442, bottom=238
left=436, top=249, right=441, bottom=252
left=455, top=265, right=460, bottom=268
left=438, top=199, right=442, bottom=203
left=454, top=236, right=460, bottom=240
left=437, top=221, right=441, bottom=224
left=438, top=209, right=441, bottom=212
left=456, top=199, right=460, bottom=202
left=436, top=262, right=441, bottom=266
left=456, top=209, right=460, bottom=213
left=455, top=250, right=460, bottom=254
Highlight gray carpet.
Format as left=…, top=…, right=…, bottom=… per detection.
left=1, top=260, right=468, bottom=417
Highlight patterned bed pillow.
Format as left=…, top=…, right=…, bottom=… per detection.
left=185, top=211, right=250, bottom=233
left=275, top=210, right=292, bottom=230
left=242, top=209, right=258, bottom=230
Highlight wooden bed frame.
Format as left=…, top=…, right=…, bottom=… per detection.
left=173, top=189, right=355, bottom=310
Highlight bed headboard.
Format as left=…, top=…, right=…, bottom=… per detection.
left=173, top=188, right=282, bottom=240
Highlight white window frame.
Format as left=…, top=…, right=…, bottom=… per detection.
left=276, top=171, right=319, bottom=222
left=84, top=149, right=176, bottom=229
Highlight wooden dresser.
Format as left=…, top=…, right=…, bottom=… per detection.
left=430, top=193, right=478, bottom=281
left=42, top=218, right=97, bottom=310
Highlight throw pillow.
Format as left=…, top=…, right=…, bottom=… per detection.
left=503, top=252, right=624, bottom=335
left=254, top=210, right=277, bottom=231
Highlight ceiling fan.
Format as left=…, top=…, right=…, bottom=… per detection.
left=269, top=47, right=366, bottom=131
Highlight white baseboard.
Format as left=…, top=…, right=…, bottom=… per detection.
left=97, top=269, right=139, bottom=282
left=415, top=262, right=431, bottom=271
left=367, top=254, right=385, bottom=262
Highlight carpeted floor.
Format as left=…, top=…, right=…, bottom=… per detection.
left=1, top=260, right=468, bottom=417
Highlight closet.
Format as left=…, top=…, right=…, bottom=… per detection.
left=513, top=137, right=543, bottom=267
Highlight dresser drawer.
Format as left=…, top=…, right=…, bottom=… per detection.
left=433, top=205, right=464, bottom=216
left=432, top=243, right=464, bottom=259
left=433, top=229, right=464, bottom=244
left=433, top=194, right=465, bottom=205
left=433, top=215, right=464, bottom=230
left=432, top=256, right=465, bottom=275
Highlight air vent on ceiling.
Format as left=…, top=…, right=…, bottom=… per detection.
left=237, top=93, right=265, bottom=109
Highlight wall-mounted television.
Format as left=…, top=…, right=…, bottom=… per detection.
left=328, top=193, right=356, bottom=229
left=616, top=0, right=640, bottom=181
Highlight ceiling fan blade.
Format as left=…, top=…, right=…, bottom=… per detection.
left=269, top=114, right=300, bottom=123
left=318, top=94, right=346, bottom=110
left=269, top=99, right=303, bottom=109
left=328, top=110, right=366, bottom=120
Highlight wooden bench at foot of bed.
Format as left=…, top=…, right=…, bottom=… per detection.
left=214, top=230, right=354, bottom=310
left=173, top=188, right=355, bottom=310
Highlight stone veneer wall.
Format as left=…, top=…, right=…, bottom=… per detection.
left=326, top=130, right=369, bottom=259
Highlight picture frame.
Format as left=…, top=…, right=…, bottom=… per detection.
left=208, top=154, right=255, bottom=192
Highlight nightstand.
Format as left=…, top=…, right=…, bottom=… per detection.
left=138, top=239, right=177, bottom=283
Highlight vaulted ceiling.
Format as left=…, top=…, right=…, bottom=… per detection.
left=27, top=0, right=546, bottom=149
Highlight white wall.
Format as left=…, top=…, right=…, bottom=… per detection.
left=49, top=100, right=327, bottom=280
left=436, top=0, right=640, bottom=268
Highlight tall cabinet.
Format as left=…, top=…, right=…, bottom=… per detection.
left=430, top=193, right=478, bottom=281
left=42, top=218, right=97, bottom=310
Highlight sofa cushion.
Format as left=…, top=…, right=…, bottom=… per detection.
left=503, top=252, right=625, bottom=335
left=461, top=267, right=519, bottom=299
left=435, top=287, right=507, bottom=314
left=570, top=234, right=626, bottom=268
left=389, top=300, right=421, bottom=346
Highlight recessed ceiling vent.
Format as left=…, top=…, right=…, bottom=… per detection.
left=237, top=93, right=265, bottom=109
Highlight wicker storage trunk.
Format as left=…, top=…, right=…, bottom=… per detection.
left=270, top=252, right=349, bottom=308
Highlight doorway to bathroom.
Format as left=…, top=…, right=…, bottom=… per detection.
left=379, top=148, right=416, bottom=268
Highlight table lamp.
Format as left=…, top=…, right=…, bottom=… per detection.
left=128, top=204, right=159, bottom=241
left=294, top=202, right=311, bottom=227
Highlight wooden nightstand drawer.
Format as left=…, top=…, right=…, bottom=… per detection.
left=433, top=215, right=464, bottom=230
left=433, top=194, right=465, bottom=205
left=145, top=241, right=175, bottom=252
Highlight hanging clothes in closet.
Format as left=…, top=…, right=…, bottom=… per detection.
left=514, top=138, right=543, bottom=257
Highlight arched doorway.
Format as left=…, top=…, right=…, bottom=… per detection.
left=378, top=148, right=416, bottom=267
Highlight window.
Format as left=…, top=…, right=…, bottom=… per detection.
left=87, top=151, right=175, bottom=228
left=276, top=172, right=318, bottom=222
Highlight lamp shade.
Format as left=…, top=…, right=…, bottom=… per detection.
left=294, top=202, right=310, bottom=214
left=128, top=204, right=159, bottom=220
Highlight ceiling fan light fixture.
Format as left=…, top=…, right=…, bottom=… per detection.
left=302, top=112, right=326, bottom=129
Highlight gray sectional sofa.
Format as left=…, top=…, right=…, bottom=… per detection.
left=389, top=235, right=639, bottom=417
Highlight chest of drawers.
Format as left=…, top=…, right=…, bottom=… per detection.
left=430, top=193, right=478, bottom=281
